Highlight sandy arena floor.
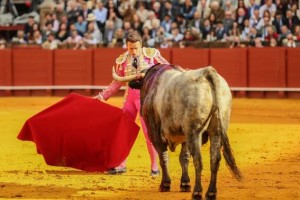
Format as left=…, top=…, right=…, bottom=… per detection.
left=0, top=96, right=299, bottom=200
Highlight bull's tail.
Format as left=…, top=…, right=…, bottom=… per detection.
left=202, top=66, right=243, bottom=181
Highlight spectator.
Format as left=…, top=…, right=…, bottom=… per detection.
left=227, top=25, right=242, bottom=44
left=103, top=20, right=116, bottom=45
left=236, top=7, right=248, bottom=32
left=112, top=28, right=125, bottom=47
left=67, top=1, right=80, bottom=25
left=210, top=1, right=225, bottom=23
left=247, top=0, right=260, bottom=19
left=272, top=10, right=285, bottom=34
left=56, top=22, right=69, bottom=42
left=196, top=0, right=211, bottom=20
left=161, top=0, right=179, bottom=21
left=284, top=33, right=297, bottom=47
left=223, top=10, right=234, bottom=33
left=79, top=1, right=93, bottom=21
left=254, top=37, right=264, bottom=47
left=161, top=14, right=173, bottom=33
left=27, top=23, right=40, bottom=43
left=131, top=13, right=143, bottom=34
left=51, top=13, right=60, bottom=33
left=293, top=24, right=300, bottom=41
left=264, top=25, right=279, bottom=42
left=86, top=22, right=102, bottom=45
left=86, top=13, right=103, bottom=43
left=123, top=21, right=133, bottom=37
left=201, top=18, right=212, bottom=40
left=108, top=11, right=123, bottom=30
left=206, top=29, right=217, bottom=42
left=285, top=9, right=299, bottom=31
left=42, top=32, right=60, bottom=50
left=0, top=38, right=5, bottom=49
left=94, top=0, right=108, bottom=35
left=223, top=0, right=237, bottom=19
left=75, top=15, right=87, bottom=35
left=247, top=27, right=262, bottom=46
left=28, top=30, right=42, bottom=45
left=241, top=19, right=251, bottom=41
left=11, top=30, right=27, bottom=45
left=24, top=16, right=36, bottom=37
left=106, top=0, right=121, bottom=19
left=83, top=32, right=98, bottom=46
left=270, top=37, right=278, bottom=47
left=152, top=1, right=163, bottom=20
left=42, top=21, right=54, bottom=42
left=259, top=0, right=276, bottom=18
left=136, top=1, right=149, bottom=23
left=189, top=11, right=202, bottom=32
left=236, top=0, right=248, bottom=18
left=215, top=21, right=227, bottom=41
left=180, top=0, right=196, bottom=20
left=250, top=8, right=261, bottom=28
left=208, top=12, right=217, bottom=28
left=278, top=25, right=290, bottom=44
left=65, top=30, right=83, bottom=47
left=143, top=11, right=159, bottom=30
left=169, top=27, right=184, bottom=44
left=118, top=0, right=135, bottom=21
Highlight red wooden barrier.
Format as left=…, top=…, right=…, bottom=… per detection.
left=12, top=49, right=53, bottom=96
left=171, top=48, right=209, bottom=69
left=158, top=48, right=172, bottom=63
left=286, top=48, right=300, bottom=98
left=93, top=48, right=124, bottom=86
left=210, top=48, right=248, bottom=87
left=248, top=48, right=286, bottom=98
left=0, top=49, right=12, bottom=96
left=54, top=49, right=92, bottom=95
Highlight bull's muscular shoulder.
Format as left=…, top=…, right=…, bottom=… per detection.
left=142, top=47, right=159, bottom=59
left=115, top=52, right=129, bottom=65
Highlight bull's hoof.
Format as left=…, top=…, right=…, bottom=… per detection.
left=192, top=192, right=202, bottom=200
left=205, top=192, right=216, bottom=200
left=180, top=182, right=191, bottom=192
left=159, top=182, right=171, bottom=192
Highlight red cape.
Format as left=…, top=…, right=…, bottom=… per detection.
left=17, top=93, right=139, bottom=172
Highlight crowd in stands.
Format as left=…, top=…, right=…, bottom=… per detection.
left=1, top=0, right=300, bottom=50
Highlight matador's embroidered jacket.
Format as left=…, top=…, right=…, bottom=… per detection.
left=100, top=47, right=169, bottom=100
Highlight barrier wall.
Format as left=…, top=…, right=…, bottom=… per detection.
left=248, top=48, right=286, bottom=98
left=0, top=47, right=300, bottom=98
left=286, top=48, right=300, bottom=98
left=0, top=50, right=12, bottom=96
left=12, top=49, right=53, bottom=96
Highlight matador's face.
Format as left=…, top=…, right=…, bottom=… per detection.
left=127, top=41, right=142, bottom=58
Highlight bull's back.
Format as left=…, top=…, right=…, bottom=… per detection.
left=153, top=69, right=214, bottom=142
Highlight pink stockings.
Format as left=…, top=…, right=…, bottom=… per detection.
left=117, top=88, right=158, bottom=171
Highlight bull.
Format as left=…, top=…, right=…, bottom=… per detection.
left=113, top=64, right=242, bottom=200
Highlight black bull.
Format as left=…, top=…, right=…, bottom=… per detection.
left=140, top=64, right=242, bottom=200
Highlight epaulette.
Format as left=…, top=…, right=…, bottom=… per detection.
left=142, top=47, right=158, bottom=59
left=115, top=52, right=128, bottom=65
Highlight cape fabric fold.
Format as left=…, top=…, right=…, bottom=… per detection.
left=17, top=93, right=139, bottom=172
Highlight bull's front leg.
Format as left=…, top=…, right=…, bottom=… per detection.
left=180, top=142, right=191, bottom=192
left=157, top=146, right=171, bottom=192
left=188, top=134, right=203, bottom=200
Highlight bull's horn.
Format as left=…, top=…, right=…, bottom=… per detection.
left=112, top=66, right=136, bottom=82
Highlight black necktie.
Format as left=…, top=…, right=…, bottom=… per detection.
left=132, top=57, right=138, bottom=69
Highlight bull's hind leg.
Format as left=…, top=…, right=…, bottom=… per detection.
left=179, top=142, right=191, bottom=192
left=187, top=134, right=203, bottom=200
left=205, top=131, right=221, bottom=200
left=157, top=145, right=171, bottom=192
